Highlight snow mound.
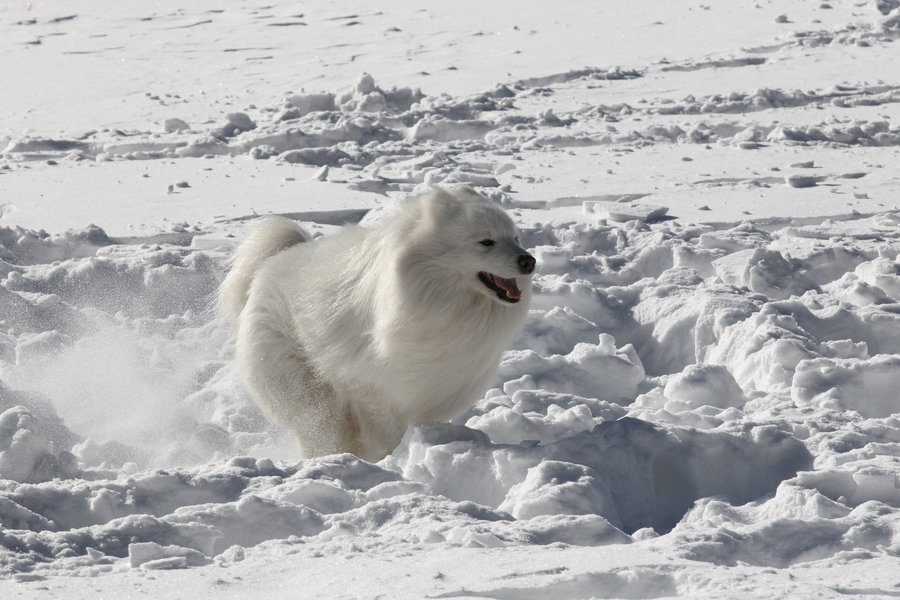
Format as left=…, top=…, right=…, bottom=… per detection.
left=792, top=355, right=900, bottom=418
left=0, top=406, right=77, bottom=484
left=663, top=363, right=746, bottom=411
left=498, top=461, right=623, bottom=525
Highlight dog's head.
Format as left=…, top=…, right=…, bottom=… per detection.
left=412, top=186, right=535, bottom=305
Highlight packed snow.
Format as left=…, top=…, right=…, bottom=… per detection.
left=1, top=0, right=899, bottom=598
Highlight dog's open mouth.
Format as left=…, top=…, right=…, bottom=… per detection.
left=478, top=272, right=521, bottom=303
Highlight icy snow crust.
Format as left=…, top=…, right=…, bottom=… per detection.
left=2, top=0, right=900, bottom=597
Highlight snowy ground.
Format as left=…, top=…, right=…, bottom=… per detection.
left=1, top=0, right=900, bottom=598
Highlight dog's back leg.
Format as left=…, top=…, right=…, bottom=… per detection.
left=236, top=314, right=363, bottom=458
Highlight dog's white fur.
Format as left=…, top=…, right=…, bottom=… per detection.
left=219, top=187, right=532, bottom=461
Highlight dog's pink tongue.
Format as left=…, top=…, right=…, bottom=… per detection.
left=494, top=275, right=521, bottom=299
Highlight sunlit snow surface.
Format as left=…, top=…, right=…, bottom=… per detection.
left=1, top=0, right=900, bottom=598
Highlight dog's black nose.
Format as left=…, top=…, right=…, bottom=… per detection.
left=518, top=254, right=536, bottom=275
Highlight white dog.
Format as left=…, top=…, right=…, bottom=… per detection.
left=219, top=186, right=534, bottom=461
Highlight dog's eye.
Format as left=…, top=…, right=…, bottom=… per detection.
left=479, top=239, right=495, bottom=247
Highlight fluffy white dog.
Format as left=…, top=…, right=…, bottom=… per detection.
left=219, top=186, right=534, bottom=461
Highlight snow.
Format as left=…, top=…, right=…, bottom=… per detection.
left=2, top=0, right=900, bottom=597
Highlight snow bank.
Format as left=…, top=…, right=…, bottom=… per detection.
left=1, top=203, right=899, bottom=580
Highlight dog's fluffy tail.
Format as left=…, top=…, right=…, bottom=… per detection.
left=218, top=216, right=311, bottom=328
